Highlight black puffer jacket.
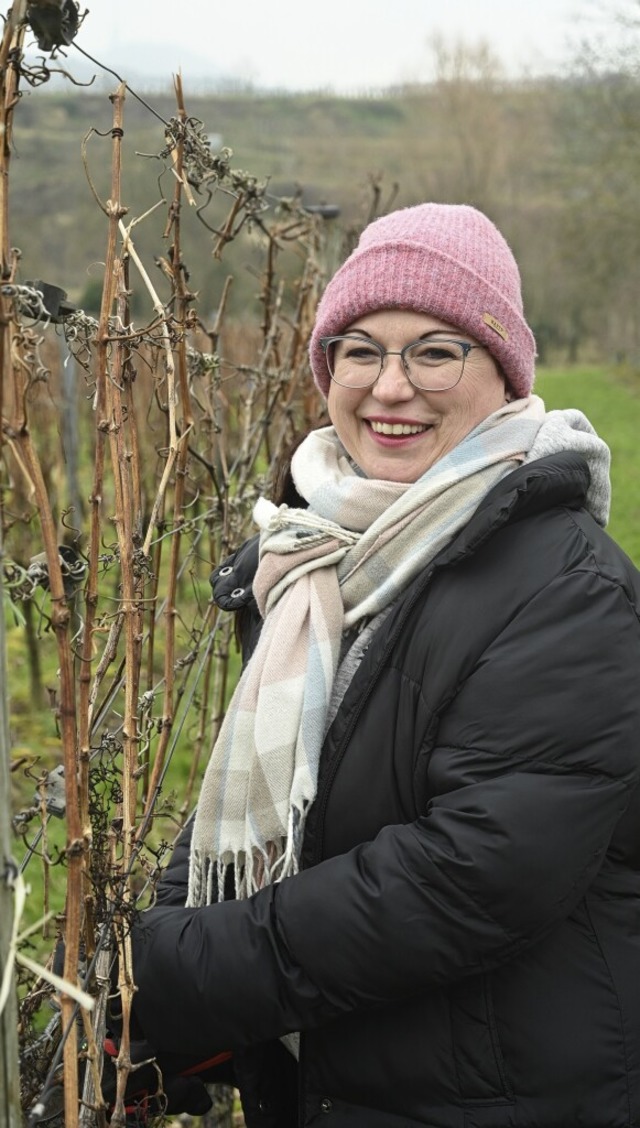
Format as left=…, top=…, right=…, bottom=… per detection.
left=132, top=452, right=640, bottom=1128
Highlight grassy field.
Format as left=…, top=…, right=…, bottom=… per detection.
left=535, top=364, right=640, bottom=563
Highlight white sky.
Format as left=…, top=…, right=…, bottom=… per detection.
left=67, top=0, right=622, bottom=93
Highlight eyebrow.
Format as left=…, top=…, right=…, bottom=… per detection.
left=346, top=328, right=471, bottom=343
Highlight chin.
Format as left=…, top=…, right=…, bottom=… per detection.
left=365, top=462, right=432, bottom=483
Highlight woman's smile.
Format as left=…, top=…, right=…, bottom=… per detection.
left=366, top=417, right=432, bottom=439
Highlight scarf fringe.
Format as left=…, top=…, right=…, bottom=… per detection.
left=188, top=803, right=305, bottom=906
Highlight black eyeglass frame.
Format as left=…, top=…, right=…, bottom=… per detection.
left=319, top=334, right=482, bottom=391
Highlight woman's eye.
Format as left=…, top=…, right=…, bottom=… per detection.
left=343, top=344, right=380, bottom=363
left=411, top=344, right=458, bottom=364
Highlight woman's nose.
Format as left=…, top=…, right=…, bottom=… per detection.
left=372, top=353, right=415, bottom=401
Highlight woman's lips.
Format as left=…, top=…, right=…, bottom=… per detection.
left=364, top=419, right=433, bottom=445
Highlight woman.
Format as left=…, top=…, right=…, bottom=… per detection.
left=128, top=204, right=640, bottom=1127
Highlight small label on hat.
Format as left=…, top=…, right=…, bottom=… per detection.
left=483, top=313, right=509, bottom=340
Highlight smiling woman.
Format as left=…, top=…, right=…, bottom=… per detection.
left=127, top=203, right=640, bottom=1128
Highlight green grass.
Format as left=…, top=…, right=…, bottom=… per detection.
left=535, top=364, right=640, bottom=563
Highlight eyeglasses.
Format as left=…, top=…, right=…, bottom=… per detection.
left=319, top=334, right=482, bottom=391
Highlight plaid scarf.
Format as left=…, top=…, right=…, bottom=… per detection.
left=187, top=395, right=610, bottom=906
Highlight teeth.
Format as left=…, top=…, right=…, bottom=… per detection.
left=370, top=421, right=428, bottom=436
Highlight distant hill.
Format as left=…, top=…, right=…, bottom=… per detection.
left=7, top=74, right=640, bottom=365
left=23, top=42, right=233, bottom=92
left=9, top=85, right=414, bottom=320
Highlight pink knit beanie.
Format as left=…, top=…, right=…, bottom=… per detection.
left=309, top=203, right=536, bottom=399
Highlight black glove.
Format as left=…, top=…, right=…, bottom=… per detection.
left=102, top=1034, right=234, bottom=1124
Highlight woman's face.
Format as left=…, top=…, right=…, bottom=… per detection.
left=326, top=309, right=509, bottom=483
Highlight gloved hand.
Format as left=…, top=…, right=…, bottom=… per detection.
left=101, top=937, right=234, bottom=1124
left=51, top=939, right=231, bottom=1124
left=102, top=1033, right=234, bottom=1125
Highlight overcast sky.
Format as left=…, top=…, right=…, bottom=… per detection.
left=64, top=0, right=622, bottom=93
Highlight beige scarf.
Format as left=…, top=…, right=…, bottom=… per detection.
left=187, top=397, right=581, bottom=905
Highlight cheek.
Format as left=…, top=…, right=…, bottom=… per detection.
left=327, top=387, right=358, bottom=432
left=457, top=368, right=507, bottom=421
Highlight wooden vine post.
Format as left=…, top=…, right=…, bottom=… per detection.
left=0, top=2, right=28, bottom=1125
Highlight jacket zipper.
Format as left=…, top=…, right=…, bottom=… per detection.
left=299, top=564, right=441, bottom=1123
left=311, top=561, right=440, bottom=868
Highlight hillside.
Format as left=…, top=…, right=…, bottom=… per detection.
left=8, top=66, right=640, bottom=362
